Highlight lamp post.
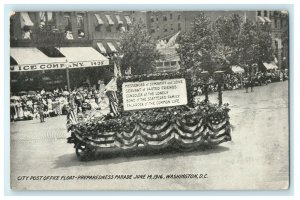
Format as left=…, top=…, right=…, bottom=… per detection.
left=66, top=59, right=71, bottom=92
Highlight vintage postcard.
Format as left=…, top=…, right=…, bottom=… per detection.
left=9, top=10, right=289, bottom=190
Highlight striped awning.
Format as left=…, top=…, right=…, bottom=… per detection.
left=57, top=47, right=109, bottom=64
left=263, top=62, right=278, bottom=70
left=257, top=16, right=266, bottom=23
left=95, top=14, right=104, bottom=25
left=10, top=47, right=66, bottom=72
left=115, top=15, right=123, bottom=25
left=97, top=42, right=107, bottom=53
left=105, top=15, right=114, bottom=25
left=107, top=42, right=117, bottom=52
left=124, top=16, right=132, bottom=25
left=264, top=17, right=271, bottom=23
left=10, top=47, right=109, bottom=72
left=20, top=12, right=34, bottom=28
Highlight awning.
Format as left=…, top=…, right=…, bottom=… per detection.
left=107, top=42, right=117, bottom=52
left=115, top=15, right=123, bottom=25
left=105, top=15, right=114, bottom=25
left=20, top=12, right=34, bottom=28
left=264, top=17, right=271, bottom=23
left=10, top=47, right=66, bottom=72
left=124, top=16, right=132, bottom=25
left=10, top=47, right=109, bottom=72
left=257, top=16, right=265, bottom=23
left=263, top=62, right=278, bottom=70
left=57, top=47, right=109, bottom=66
left=231, top=66, right=245, bottom=73
left=95, top=14, right=104, bottom=25
left=96, top=42, right=107, bottom=53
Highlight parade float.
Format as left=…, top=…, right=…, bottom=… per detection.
left=67, top=72, right=231, bottom=160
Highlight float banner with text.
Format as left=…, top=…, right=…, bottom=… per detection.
left=122, top=78, right=187, bottom=111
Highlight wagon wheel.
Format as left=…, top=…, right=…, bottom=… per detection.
left=75, top=143, right=87, bottom=160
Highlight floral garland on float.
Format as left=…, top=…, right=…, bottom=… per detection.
left=67, top=72, right=231, bottom=160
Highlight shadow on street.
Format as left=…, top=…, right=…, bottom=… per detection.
left=53, top=144, right=230, bottom=168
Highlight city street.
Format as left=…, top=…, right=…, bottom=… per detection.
left=10, top=81, right=289, bottom=190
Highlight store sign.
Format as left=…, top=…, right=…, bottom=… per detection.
left=10, top=60, right=109, bottom=72
left=122, top=78, right=187, bottom=111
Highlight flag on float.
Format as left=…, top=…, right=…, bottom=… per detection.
left=166, top=31, right=180, bottom=47
left=66, top=109, right=78, bottom=131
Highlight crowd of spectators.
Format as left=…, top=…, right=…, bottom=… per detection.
left=10, top=86, right=111, bottom=122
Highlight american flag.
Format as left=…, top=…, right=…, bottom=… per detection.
left=67, top=109, right=78, bottom=131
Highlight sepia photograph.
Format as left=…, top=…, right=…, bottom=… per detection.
left=9, top=9, right=289, bottom=190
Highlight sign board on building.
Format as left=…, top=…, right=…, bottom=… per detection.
left=10, top=60, right=109, bottom=72
left=122, top=78, right=187, bottom=111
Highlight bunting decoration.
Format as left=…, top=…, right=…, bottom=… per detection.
left=67, top=103, right=231, bottom=160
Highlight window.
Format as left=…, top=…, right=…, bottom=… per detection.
left=178, top=15, right=181, bottom=20
left=63, top=12, right=72, bottom=31
left=156, top=62, right=163, bottom=67
left=95, top=26, right=101, bottom=32
left=178, top=23, right=181, bottom=30
left=163, top=16, right=167, bottom=21
left=106, top=26, right=112, bottom=32
left=77, top=13, right=84, bottom=28
left=132, top=17, right=136, bottom=22
left=171, top=61, right=177, bottom=66
left=170, top=13, right=173, bottom=20
left=150, top=16, right=154, bottom=22
left=264, top=10, right=268, bottom=17
left=151, top=28, right=155, bottom=33
left=257, top=11, right=261, bottom=16
left=156, top=16, right=159, bottom=21
left=164, top=28, right=168, bottom=32
left=274, top=19, right=278, bottom=28
left=275, top=40, right=278, bottom=50
left=164, top=61, right=170, bottom=66
left=280, top=19, right=283, bottom=29
left=77, top=13, right=85, bottom=38
left=170, top=24, right=173, bottom=31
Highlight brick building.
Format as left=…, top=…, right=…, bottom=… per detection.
left=10, top=11, right=134, bottom=93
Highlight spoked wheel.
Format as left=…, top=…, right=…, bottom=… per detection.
left=75, top=143, right=87, bottom=160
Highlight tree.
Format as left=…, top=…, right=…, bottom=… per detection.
left=214, top=14, right=244, bottom=68
left=176, top=12, right=218, bottom=73
left=239, top=21, right=273, bottom=73
left=119, top=23, right=162, bottom=75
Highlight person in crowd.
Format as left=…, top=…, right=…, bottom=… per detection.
left=38, top=101, right=45, bottom=123
left=250, top=75, right=254, bottom=92
left=10, top=100, right=16, bottom=122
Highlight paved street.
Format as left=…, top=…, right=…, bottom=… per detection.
left=10, top=81, right=289, bottom=190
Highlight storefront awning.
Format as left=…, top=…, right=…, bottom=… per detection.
left=115, top=15, right=123, bottom=25
left=257, top=16, right=265, bottom=23
left=263, top=62, right=278, bottom=70
left=105, top=15, right=114, bottom=25
left=20, top=12, right=34, bottom=28
left=264, top=17, right=271, bottom=23
left=57, top=47, right=109, bottom=66
left=95, top=14, right=104, bottom=25
left=107, top=42, right=117, bottom=52
left=10, top=47, right=66, bottom=72
left=10, top=47, right=109, bottom=72
left=96, top=42, right=107, bottom=53
left=231, top=66, right=245, bottom=73
left=124, top=16, right=132, bottom=25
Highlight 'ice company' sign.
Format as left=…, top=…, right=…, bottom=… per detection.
left=122, top=78, right=187, bottom=111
